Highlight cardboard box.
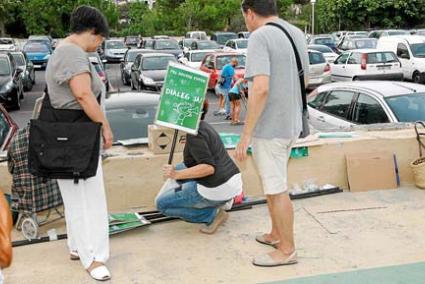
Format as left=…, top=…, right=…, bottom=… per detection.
left=346, top=152, right=398, bottom=192
left=148, top=125, right=186, bottom=154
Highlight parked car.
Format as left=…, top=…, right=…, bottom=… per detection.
left=102, top=40, right=127, bottom=63
left=0, top=38, right=17, bottom=52
left=178, top=39, right=197, bottom=51
left=87, top=52, right=109, bottom=92
left=179, top=50, right=214, bottom=69
left=120, top=49, right=156, bottom=85
left=307, top=50, right=331, bottom=89
left=185, top=31, right=208, bottom=40
left=338, top=38, right=378, bottom=52
left=238, top=32, right=250, bottom=39
left=27, top=35, right=54, bottom=51
left=199, top=52, right=246, bottom=89
left=211, top=32, right=238, bottom=47
left=332, top=31, right=348, bottom=42
left=0, top=103, right=18, bottom=154
left=308, top=35, right=337, bottom=52
left=308, top=44, right=338, bottom=63
left=415, top=29, right=425, bottom=36
left=369, top=29, right=410, bottom=39
left=307, top=81, right=425, bottom=131
left=377, top=35, right=425, bottom=83
left=10, top=51, right=35, bottom=91
left=0, top=53, right=24, bottom=110
left=331, top=50, right=403, bottom=82
left=130, top=53, right=177, bottom=91
left=224, top=39, right=248, bottom=54
left=151, top=38, right=183, bottom=58
left=140, top=38, right=154, bottom=49
left=22, top=42, right=51, bottom=69
left=190, top=40, right=220, bottom=51
left=124, top=36, right=140, bottom=48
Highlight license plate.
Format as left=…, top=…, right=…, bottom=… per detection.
left=34, top=65, right=42, bottom=68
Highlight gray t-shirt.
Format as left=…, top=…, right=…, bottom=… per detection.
left=45, top=42, right=104, bottom=110
left=245, top=19, right=309, bottom=139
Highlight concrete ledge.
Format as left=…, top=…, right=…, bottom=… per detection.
left=0, top=127, right=419, bottom=211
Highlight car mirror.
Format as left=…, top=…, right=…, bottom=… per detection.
left=16, top=68, right=24, bottom=74
left=401, top=53, right=410, bottom=59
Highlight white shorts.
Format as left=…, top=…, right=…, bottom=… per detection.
left=252, top=138, right=295, bottom=195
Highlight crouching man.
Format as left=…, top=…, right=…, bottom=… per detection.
left=156, top=100, right=243, bottom=234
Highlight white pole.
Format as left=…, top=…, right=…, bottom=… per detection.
left=311, top=0, right=316, bottom=36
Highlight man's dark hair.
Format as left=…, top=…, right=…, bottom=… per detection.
left=70, top=5, right=109, bottom=37
left=201, top=99, right=209, bottom=120
left=241, top=0, right=278, bottom=17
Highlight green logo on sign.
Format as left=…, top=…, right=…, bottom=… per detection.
left=155, top=62, right=210, bottom=135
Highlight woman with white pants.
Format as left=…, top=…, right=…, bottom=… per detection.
left=45, top=5, right=114, bottom=281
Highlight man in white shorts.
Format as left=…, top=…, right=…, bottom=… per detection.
left=236, top=0, right=309, bottom=267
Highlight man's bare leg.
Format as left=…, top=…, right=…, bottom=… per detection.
left=261, top=195, right=280, bottom=243
left=267, top=193, right=295, bottom=259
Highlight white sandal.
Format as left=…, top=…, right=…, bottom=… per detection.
left=70, top=251, right=79, bottom=261
left=89, top=266, right=111, bottom=281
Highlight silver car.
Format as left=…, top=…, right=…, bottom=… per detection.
left=308, top=81, right=425, bottom=131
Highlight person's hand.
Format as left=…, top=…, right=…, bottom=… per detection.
left=162, top=164, right=177, bottom=179
left=235, top=134, right=251, bottom=162
left=102, top=124, right=114, bottom=150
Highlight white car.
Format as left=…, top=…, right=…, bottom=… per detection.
left=308, top=44, right=338, bottom=63
left=377, top=35, right=425, bottom=83
left=0, top=38, right=17, bottom=51
left=331, top=49, right=403, bottom=82
left=103, top=40, right=128, bottom=63
left=307, top=50, right=331, bottom=89
left=179, top=50, right=214, bottom=69
left=224, top=39, right=248, bottom=54
left=308, top=81, right=425, bottom=131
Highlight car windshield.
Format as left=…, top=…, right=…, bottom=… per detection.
left=309, top=45, right=333, bottom=53
left=106, top=41, right=125, bottom=49
left=0, top=39, right=13, bottom=45
left=106, top=104, right=158, bottom=142
left=0, top=58, right=10, bottom=76
left=388, top=30, right=409, bottom=36
left=236, top=40, right=248, bottom=49
left=216, top=55, right=246, bottom=69
left=183, top=39, right=195, bottom=47
left=197, top=41, right=219, bottom=50
left=314, top=37, right=334, bottom=45
left=309, top=52, right=326, bottom=64
left=142, top=56, right=176, bottom=70
left=23, top=44, right=49, bottom=52
left=367, top=52, right=398, bottom=63
left=12, top=54, right=25, bottom=66
left=144, top=40, right=154, bottom=48
left=216, top=34, right=237, bottom=45
left=410, top=43, right=425, bottom=57
left=191, top=52, right=209, bottom=62
left=155, top=40, right=179, bottom=50
left=127, top=51, right=142, bottom=62
left=126, top=37, right=138, bottom=43
left=354, top=39, right=377, bottom=49
left=385, top=94, right=425, bottom=122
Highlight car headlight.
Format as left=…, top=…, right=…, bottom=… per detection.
left=142, top=76, right=155, bottom=84
left=0, top=81, right=14, bottom=93
left=43, top=54, right=50, bottom=60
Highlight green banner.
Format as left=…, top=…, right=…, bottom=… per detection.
left=155, top=62, right=210, bottom=135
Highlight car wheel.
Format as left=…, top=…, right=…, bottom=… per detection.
left=352, top=76, right=360, bottom=81
left=32, top=72, right=36, bottom=84
left=413, top=71, right=423, bottom=84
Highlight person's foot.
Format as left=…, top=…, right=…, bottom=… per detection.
left=88, top=261, right=111, bottom=281
left=214, top=110, right=226, bottom=116
left=255, top=233, right=280, bottom=247
left=224, top=115, right=231, bottom=120
left=200, top=209, right=229, bottom=234
left=253, top=250, right=298, bottom=267
left=70, top=251, right=80, bottom=261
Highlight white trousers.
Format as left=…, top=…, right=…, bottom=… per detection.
left=57, top=157, right=109, bottom=269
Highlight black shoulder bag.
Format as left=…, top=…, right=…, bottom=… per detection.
left=266, top=22, right=310, bottom=138
left=28, top=88, right=102, bottom=184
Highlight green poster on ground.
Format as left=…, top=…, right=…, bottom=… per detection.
left=155, top=62, right=210, bottom=135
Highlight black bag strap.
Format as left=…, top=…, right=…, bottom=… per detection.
left=266, top=22, right=307, bottom=112
left=415, top=121, right=425, bottom=157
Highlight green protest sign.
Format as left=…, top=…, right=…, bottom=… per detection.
left=155, top=62, right=210, bottom=135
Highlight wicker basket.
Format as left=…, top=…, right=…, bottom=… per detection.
left=411, top=157, right=425, bottom=189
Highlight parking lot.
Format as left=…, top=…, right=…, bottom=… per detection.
left=8, top=61, right=246, bottom=135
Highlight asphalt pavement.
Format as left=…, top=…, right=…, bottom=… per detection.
left=9, top=62, right=246, bottom=135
